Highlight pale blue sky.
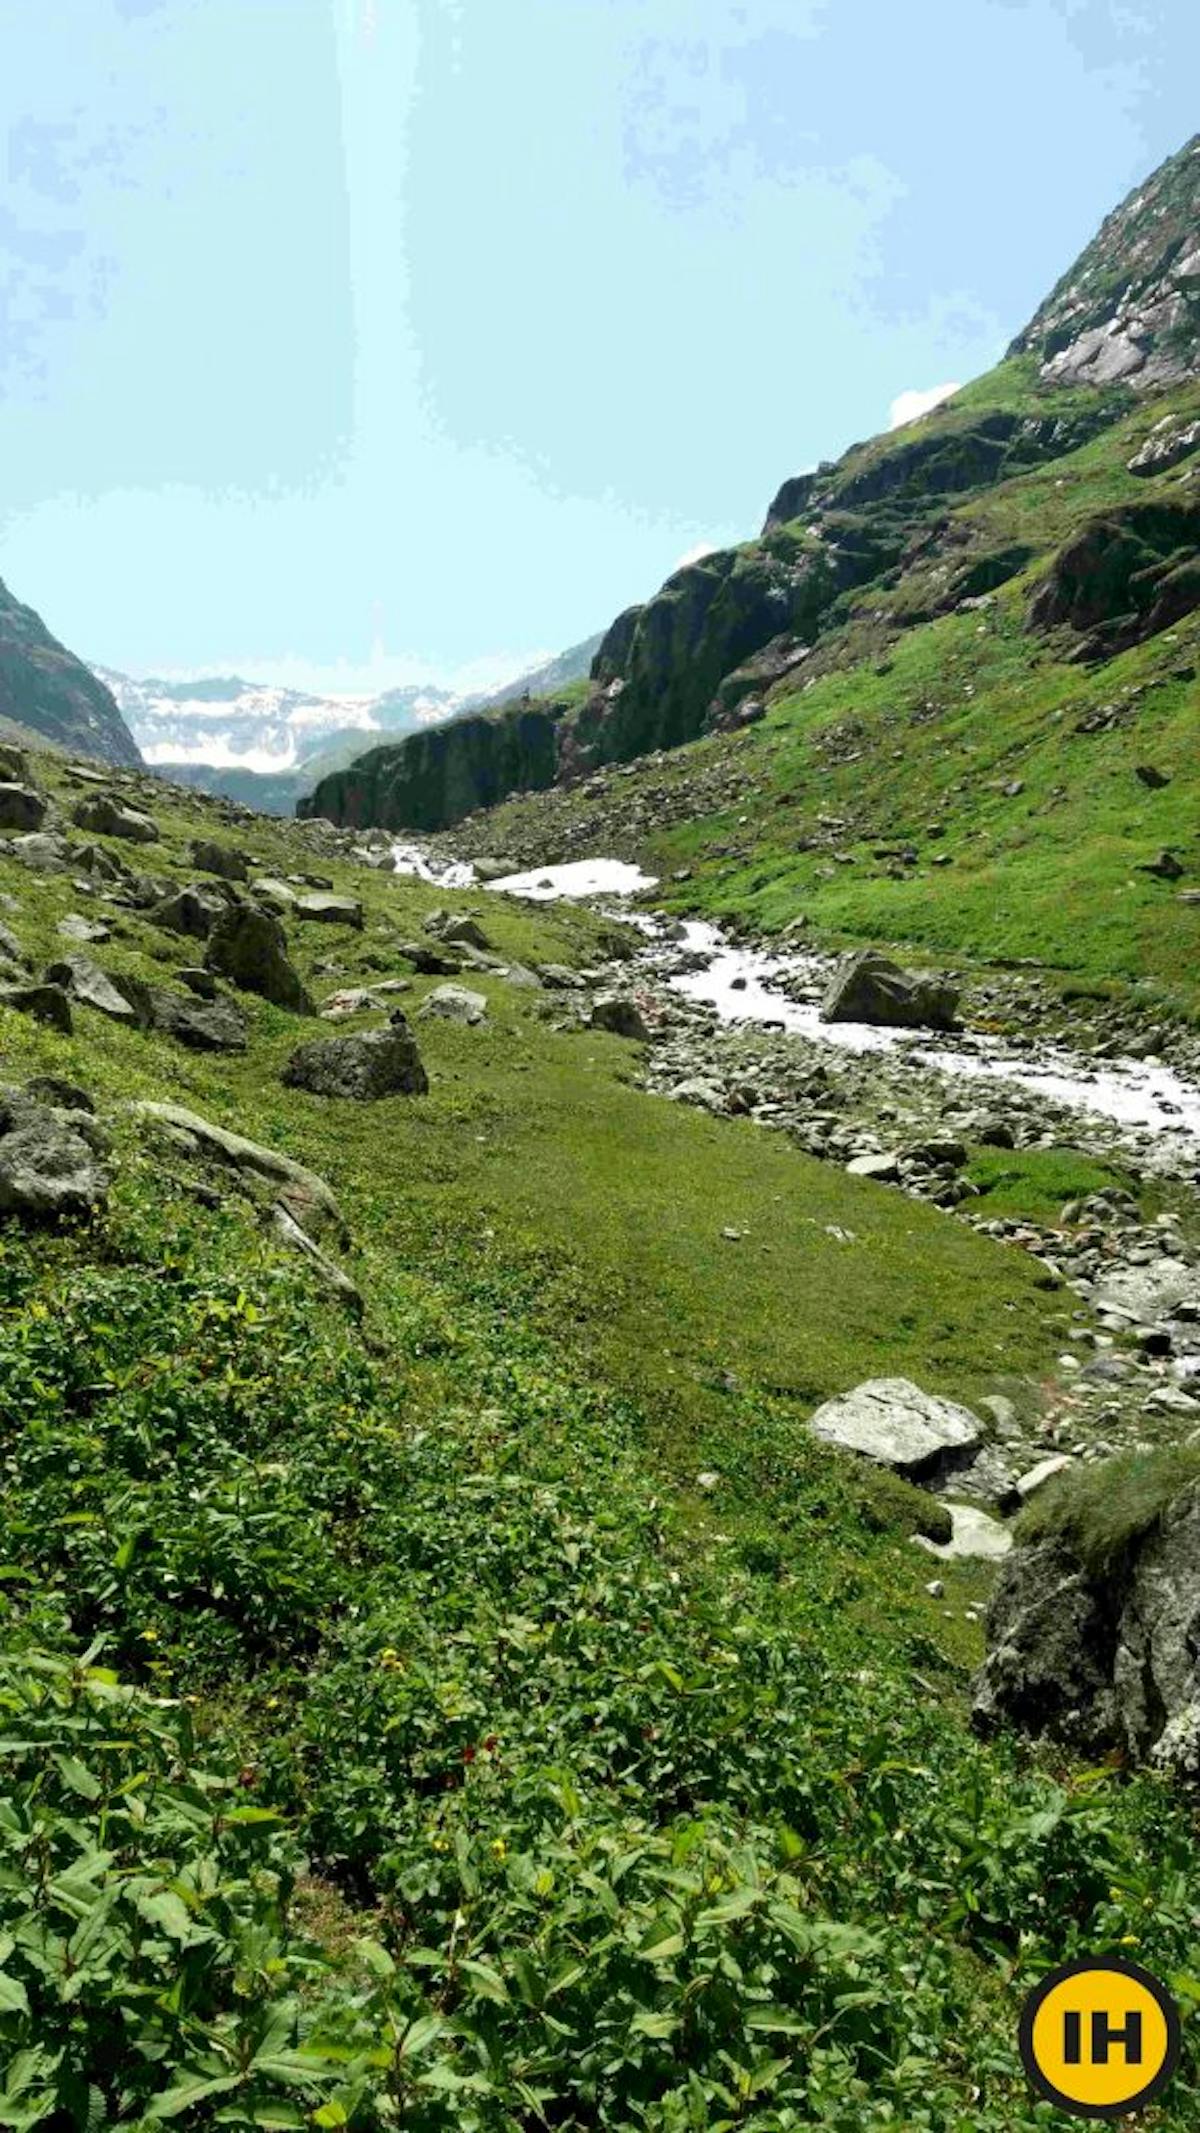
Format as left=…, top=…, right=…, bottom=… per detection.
left=1, top=0, right=1196, bottom=697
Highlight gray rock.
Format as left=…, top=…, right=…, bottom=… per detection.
left=974, top=1481, right=1200, bottom=1773
left=427, top=911, right=490, bottom=950
left=395, top=940, right=462, bottom=975
left=807, top=1377, right=982, bottom=1481
left=190, top=838, right=250, bottom=882
left=148, top=988, right=248, bottom=1054
left=1015, top=1455, right=1073, bottom=1502
left=846, top=1152, right=901, bottom=1183
left=44, top=953, right=141, bottom=1024
left=0, top=745, right=28, bottom=782
left=1095, top=1257, right=1198, bottom=1321
left=71, top=794, right=159, bottom=843
left=10, top=832, right=75, bottom=874
left=149, top=885, right=225, bottom=939
left=56, top=914, right=111, bottom=945
left=205, top=904, right=314, bottom=1015
left=282, top=1020, right=428, bottom=1100
left=821, top=949, right=959, bottom=1031
left=177, top=967, right=218, bottom=1000
left=669, top=1078, right=727, bottom=1112
left=915, top=1503, right=1013, bottom=1561
left=0, top=1089, right=107, bottom=1220
left=270, top=1203, right=362, bottom=1316
left=589, top=992, right=649, bottom=1040
left=294, top=893, right=364, bottom=929
left=251, top=876, right=298, bottom=910
left=0, top=784, right=47, bottom=833
left=133, top=1098, right=344, bottom=1244
left=538, top=964, right=586, bottom=991
left=418, top=983, right=488, bottom=1026
left=0, top=982, right=73, bottom=1033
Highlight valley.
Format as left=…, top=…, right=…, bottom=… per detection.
left=0, top=119, right=1199, bottom=2133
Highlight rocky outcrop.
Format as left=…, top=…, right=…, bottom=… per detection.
left=973, top=1478, right=1200, bottom=1776
left=1028, top=501, right=1200, bottom=660
left=821, top=950, right=960, bottom=1032
left=1010, top=132, right=1200, bottom=391
left=0, top=580, right=141, bottom=767
left=70, top=793, right=159, bottom=843
left=299, top=704, right=563, bottom=834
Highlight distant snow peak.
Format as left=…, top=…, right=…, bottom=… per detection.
left=888, top=381, right=961, bottom=430
left=89, top=663, right=458, bottom=777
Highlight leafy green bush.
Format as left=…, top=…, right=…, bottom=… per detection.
left=0, top=1641, right=333, bottom=2130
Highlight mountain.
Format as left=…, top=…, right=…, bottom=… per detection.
left=97, top=667, right=457, bottom=780
left=0, top=579, right=141, bottom=766
left=304, top=132, right=1200, bottom=856
left=464, top=631, right=605, bottom=710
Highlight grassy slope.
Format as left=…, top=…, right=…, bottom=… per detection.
left=3, top=768, right=1200, bottom=2126
left=465, top=373, right=1200, bottom=1018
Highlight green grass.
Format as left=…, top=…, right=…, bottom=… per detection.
left=962, top=1146, right=1137, bottom=1225
left=1, top=761, right=1199, bottom=2125
left=1015, top=1446, right=1200, bottom=1572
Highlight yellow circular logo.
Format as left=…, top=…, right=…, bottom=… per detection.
left=1020, top=1957, right=1180, bottom=2119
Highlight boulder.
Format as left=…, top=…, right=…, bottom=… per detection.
left=190, top=837, right=250, bottom=882
left=10, top=832, right=75, bottom=875
left=132, top=1099, right=344, bottom=1244
left=204, top=904, right=314, bottom=1014
left=807, top=1377, right=982, bottom=1482
left=821, top=950, right=960, bottom=1031
left=282, top=1019, right=428, bottom=1100
left=71, top=794, right=160, bottom=843
left=589, top=992, right=650, bottom=1040
left=294, top=893, right=364, bottom=929
left=251, top=877, right=298, bottom=910
left=538, top=963, right=586, bottom=991
left=846, top=1152, right=901, bottom=1183
left=0, top=1087, right=107, bottom=1220
left=44, top=953, right=141, bottom=1024
left=177, top=967, right=218, bottom=1000
left=0, top=922, right=27, bottom=968
left=0, top=745, right=28, bottom=782
left=148, top=988, right=248, bottom=1054
left=56, top=914, right=111, bottom=945
left=149, top=884, right=225, bottom=939
left=417, top=983, right=488, bottom=1026
left=0, top=784, right=47, bottom=833
left=395, top=939, right=461, bottom=975
left=0, top=983, right=73, bottom=1033
left=426, top=910, right=490, bottom=950
left=974, top=1480, right=1200, bottom=1775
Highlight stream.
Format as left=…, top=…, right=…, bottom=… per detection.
left=391, top=844, right=1200, bottom=1170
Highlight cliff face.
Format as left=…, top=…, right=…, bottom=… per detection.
left=299, top=703, right=562, bottom=832
left=0, top=580, right=142, bottom=767
left=1009, top=132, right=1200, bottom=391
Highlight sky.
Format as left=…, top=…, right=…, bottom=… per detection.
left=0, top=0, right=1197, bottom=700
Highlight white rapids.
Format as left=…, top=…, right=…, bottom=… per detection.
left=388, top=843, right=1200, bottom=1157
left=666, top=922, right=1200, bottom=1155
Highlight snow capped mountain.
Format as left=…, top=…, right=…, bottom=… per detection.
left=92, top=667, right=458, bottom=774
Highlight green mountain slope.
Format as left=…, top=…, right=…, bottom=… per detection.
left=0, top=578, right=142, bottom=766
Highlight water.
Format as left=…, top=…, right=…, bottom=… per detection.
left=389, top=841, right=1200, bottom=1156
left=664, top=922, right=1200, bottom=1153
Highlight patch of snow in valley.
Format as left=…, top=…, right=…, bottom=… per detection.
left=485, top=859, right=659, bottom=901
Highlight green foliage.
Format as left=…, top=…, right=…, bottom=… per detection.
left=1015, top=1446, right=1200, bottom=1573
left=961, top=1147, right=1136, bottom=1225
left=0, top=1641, right=335, bottom=2130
